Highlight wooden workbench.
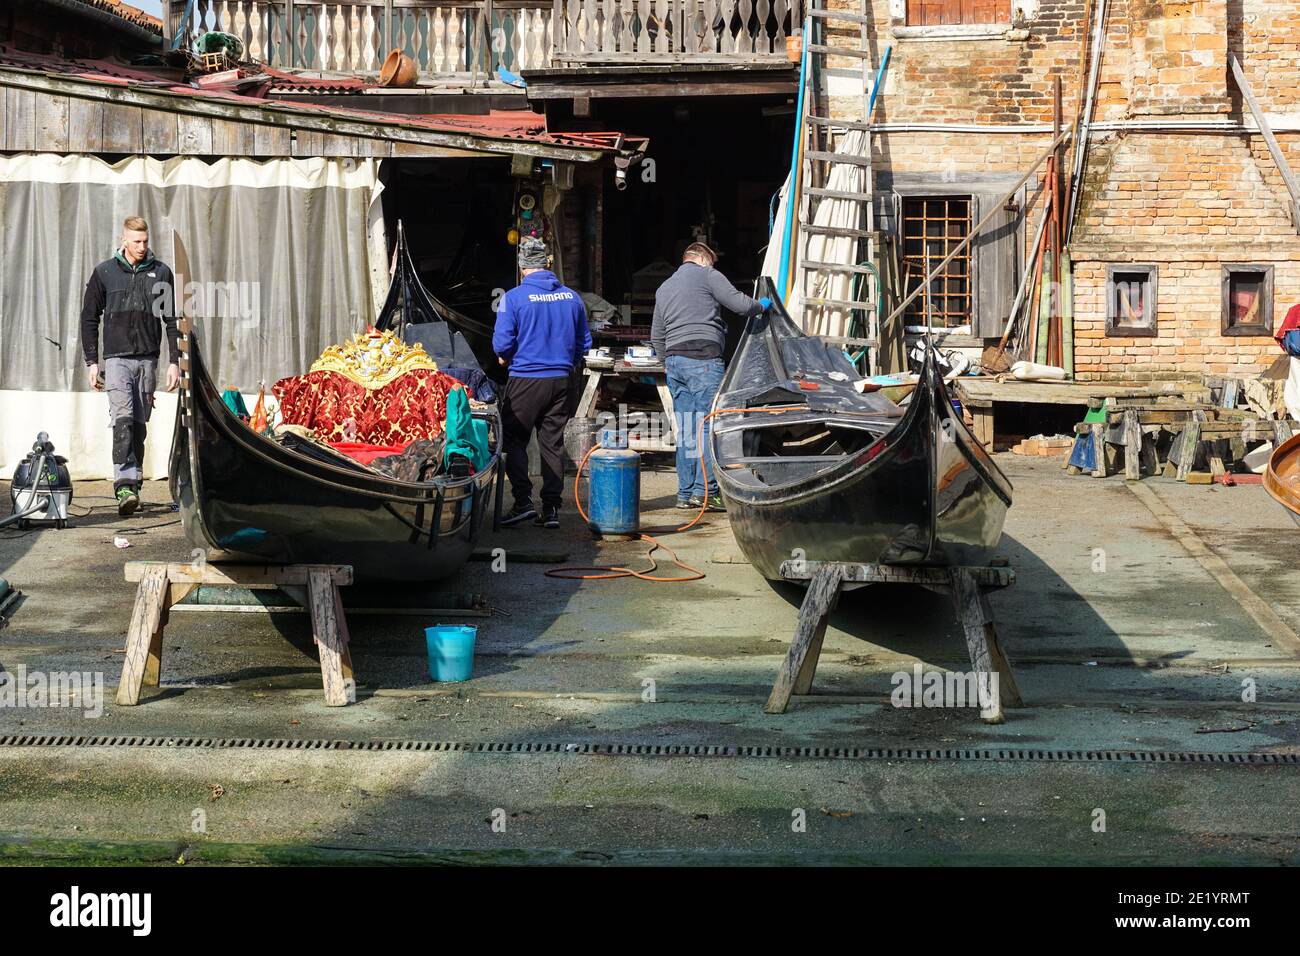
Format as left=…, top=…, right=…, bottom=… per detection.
left=576, top=361, right=677, bottom=453
left=955, top=378, right=1211, bottom=448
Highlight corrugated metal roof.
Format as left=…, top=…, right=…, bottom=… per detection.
left=66, top=0, right=164, bottom=34
left=259, top=67, right=370, bottom=95
left=0, top=48, right=649, bottom=155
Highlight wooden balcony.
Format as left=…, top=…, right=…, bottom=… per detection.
left=164, top=1, right=798, bottom=79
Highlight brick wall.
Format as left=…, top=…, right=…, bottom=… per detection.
left=817, top=0, right=1300, bottom=381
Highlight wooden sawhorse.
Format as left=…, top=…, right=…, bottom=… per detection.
left=764, top=560, right=1022, bottom=723
left=117, top=561, right=356, bottom=707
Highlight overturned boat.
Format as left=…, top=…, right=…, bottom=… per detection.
left=711, top=279, right=1013, bottom=581
left=170, top=235, right=502, bottom=582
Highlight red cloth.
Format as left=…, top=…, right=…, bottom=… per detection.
left=328, top=441, right=410, bottom=465
left=1276, top=303, right=1300, bottom=350
left=273, top=368, right=459, bottom=444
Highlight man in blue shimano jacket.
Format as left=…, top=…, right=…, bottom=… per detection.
left=493, top=236, right=592, bottom=529
left=651, top=242, right=769, bottom=511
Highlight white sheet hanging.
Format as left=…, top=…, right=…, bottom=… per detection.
left=0, top=153, right=387, bottom=479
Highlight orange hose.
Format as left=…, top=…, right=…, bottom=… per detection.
left=545, top=405, right=809, bottom=583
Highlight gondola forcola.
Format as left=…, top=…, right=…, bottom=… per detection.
left=711, top=278, right=1014, bottom=582
left=169, top=233, right=503, bottom=583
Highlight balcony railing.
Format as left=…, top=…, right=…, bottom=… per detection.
left=164, top=0, right=796, bottom=76
left=165, top=1, right=555, bottom=77
left=552, top=0, right=799, bottom=62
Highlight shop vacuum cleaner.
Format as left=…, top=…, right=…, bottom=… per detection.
left=3, top=432, right=73, bottom=530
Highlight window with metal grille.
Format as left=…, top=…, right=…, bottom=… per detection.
left=907, top=1, right=1011, bottom=26
left=902, top=196, right=973, bottom=329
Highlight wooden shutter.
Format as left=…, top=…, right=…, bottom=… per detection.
left=907, top=1, right=1010, bottom=26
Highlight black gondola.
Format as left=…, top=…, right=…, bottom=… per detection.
left=710, top=278, right=1013, bottom=582
left=169, top=229, right=503, bottom=582
left=373, top=222, right=501, bottom=379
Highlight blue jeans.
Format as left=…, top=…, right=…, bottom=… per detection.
left=665, top=354, right=725, bottom=501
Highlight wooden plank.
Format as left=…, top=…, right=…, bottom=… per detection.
left=68, top=97, right=104, bottom=152
left=253, top=123, right=293, bottom=155
left=3, top=87, right=36, bottom=150
left=782, top=560, right=1014, bottom=589
left=308, top=569, right=355, bottom=706
left=177, top=113, right=213, bottom=153
left=1231, top=54, right=1300, bottom=232
left=764, top=563, right=843, bottom=713
left=0, top=69, right=606, bottom=163
left=1174, top=410, right=1207, bottom=481
left=124, top=561, right=353, bottom=587
left=956, top=379, right=1208, bottom=405
left=116, top=565, right=169, bottom=706
left=332, top=584, right=356, bottom=696
left=142, top=109, right=179, bottom=154
left=972, top=405, right=993, bottom=448
left=211, top=117, right=255, bottom=155
left=1090, top=422, right=1106, bottom=477
left=101, top=103, right=144, bottom=152
left=1123, top=409, right=1142, bottom=481
left=142, top=582, right=196, bottom=687
left=34, top=93, right=69, bottom=151
left=948, top=567, right=1022, bottom=723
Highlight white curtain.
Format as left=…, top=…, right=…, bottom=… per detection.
left=0, top=153, right=387, bottom=479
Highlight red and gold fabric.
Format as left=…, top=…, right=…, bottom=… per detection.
left=273, top=329, right=461, bottom=446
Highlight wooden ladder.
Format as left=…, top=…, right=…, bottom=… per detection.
left=797, top=0, right=883, bottom=373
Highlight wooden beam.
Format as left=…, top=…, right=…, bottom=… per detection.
left=1231, top=54, right=1300, bottom=233
left=0, top=67, right=607, bottom=163
left=124, top=561, right=353, bottom=587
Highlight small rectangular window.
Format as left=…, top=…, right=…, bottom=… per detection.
left=1106, top=265, right=1157, bottom=337
left=907, top=1, right=1011, bottom=26
left=902, top=195, right=972, bottom=329
left=1222, top=265, right=1273, bottom=336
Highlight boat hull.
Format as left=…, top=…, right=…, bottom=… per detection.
left=713, top=281, right=1012, bottom=582
left=170, top=336, right=501, bottom=583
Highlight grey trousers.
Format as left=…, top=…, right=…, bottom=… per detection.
left=105, top=356, right=157, bottom=488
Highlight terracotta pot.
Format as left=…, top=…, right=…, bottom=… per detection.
left=786, top=34, right=802, bottom=64
left=379, top=48, right=418, bottom=88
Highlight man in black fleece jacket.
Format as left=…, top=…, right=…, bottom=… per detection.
left=651, top=243, right=769, bottom=510
left=80, top=216, right=180, bottom=516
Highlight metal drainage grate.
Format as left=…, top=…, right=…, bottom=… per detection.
left=0, top=734, right=1296, bottom=765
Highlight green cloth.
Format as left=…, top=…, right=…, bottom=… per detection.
left=443, top=387, right=490, bottom=472
left=221, top=389, right=249, bottom=419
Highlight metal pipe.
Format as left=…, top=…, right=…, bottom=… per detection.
left=776, top=14, right=813, bottom=304
left=1066, top=0, right=1108, bottom=244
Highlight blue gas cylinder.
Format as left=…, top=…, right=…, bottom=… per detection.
left=587, top=430, right=640, bottom=536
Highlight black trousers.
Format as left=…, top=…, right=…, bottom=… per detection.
left=501, top=374, right=574, bottom=508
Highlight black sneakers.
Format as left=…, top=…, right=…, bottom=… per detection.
left=501, top=499, right=537, bottom=527
left=688, top=495, right=726, bottom=513
left=536, top=505, right=560, bottom=529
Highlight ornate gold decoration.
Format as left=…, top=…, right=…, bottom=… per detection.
left=309, top=328, right=438, bottom=389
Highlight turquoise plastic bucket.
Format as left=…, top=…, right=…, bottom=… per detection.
left=425, top=625, right=477, bottom=682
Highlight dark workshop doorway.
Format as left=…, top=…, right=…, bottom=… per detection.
left=594, top=95, right=793, bottom=326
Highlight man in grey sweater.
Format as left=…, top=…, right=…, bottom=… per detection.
left=650, top=243, right=770, bottom=510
